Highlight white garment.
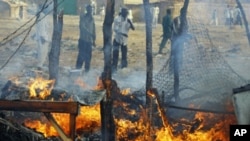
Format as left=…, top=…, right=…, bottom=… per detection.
left=151, top=6, right=159, bottom=26
left=113, top=15, right=132, bottom=46
left=127, top=9, right=133, bottom=22
left=90, top=0, right=96, bottom=15
left=100, top=6, right=105, bottom=20
left=35, top=11, right=53, bottom=67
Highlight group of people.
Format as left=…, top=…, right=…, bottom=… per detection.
left=33, top=1, right=185, bottom=78
left=76, top=5, right=135, bottom=73
left=34, top=2, right=135, bottom=74
left=225, top=5, right=243, bottom=27
left=210, top=5, right=243, bottom=27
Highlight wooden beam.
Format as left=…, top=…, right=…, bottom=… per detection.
left=44, top=113, right=72, bottom=141
left=0, top=100, right=79, bottom=141
left=0, top=100, right=79, bottom=114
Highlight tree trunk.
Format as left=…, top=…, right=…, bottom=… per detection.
left=143, top=0, right=153, bottom=140
left=101, top=0, right=116, bottom=141
left=143, top=0, right=153, bottom=95
left=235, top=0, right=250, bottom=47
left=173, top=0, right=189, bottom=102
left=49, top=0, right=63, bottom=86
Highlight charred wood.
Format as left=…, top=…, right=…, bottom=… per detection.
left=49, top=0, right=64, bottom=85
left=0, top=116, right=46, bottom=141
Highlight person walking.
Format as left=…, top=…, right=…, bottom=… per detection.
left=158, top=8, right=172, bottom=54
left=209, top=9, right=218, bottom=26
left=75, top=5, right=96, bottom=73
left=34, top=1, right=53, bottom=70
left=112, top=8, right=135, bottom=73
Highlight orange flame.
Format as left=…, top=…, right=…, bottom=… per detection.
left=24, top=77, right=235, bottom=140
left=28, top=77, right=55, bottom=99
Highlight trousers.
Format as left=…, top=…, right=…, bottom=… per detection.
left=76, top=39, right=92, bottom=72
left=112, top=39, right=128, bottom=71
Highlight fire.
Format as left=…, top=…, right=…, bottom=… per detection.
left=121, top=88, right=131, bottom=95
left=115, top=111, right=235, bottom=141
left=28, top=77, right=55, bottom=99
left=24, top=105, right=101, bottom=137
left=23, top=77, right=236, bottom=140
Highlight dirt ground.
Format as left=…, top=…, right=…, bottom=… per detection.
left=0, top=13, right=250, bottom=91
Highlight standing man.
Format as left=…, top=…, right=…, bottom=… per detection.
left=151, top=5, right=159, bottom=28
left=225, top=5, right=233, bottom=28
left=234, top=6, right=242, bottom=27
left=209, top=9, right=218, bottom=26
left=34, top=1, right=53, bottom=70
left=112, top=8, right=135, bottom=73
left=158, top=8, right=172, bottom=54
left=75, top=5, right=96, bottom=73
left=90, top=0, right=97, bottom=15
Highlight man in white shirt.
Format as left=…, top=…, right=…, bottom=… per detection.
left=112, top=8, right=135, bottom=73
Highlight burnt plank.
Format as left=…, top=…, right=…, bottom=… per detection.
left=0, top=100, right=79, bottom=114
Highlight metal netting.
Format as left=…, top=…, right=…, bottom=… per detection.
left=134, top=16, right=247, bottom=108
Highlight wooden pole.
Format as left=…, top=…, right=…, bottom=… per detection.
left=143, top=0, right=153, bottom=140
left=101, top=0, right=116, bottom=140
left=49, top=0, right=63, bottom=85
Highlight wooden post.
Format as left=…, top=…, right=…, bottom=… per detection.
left=143, top=0, right=153, bottom=140
left=172, top=0, right=189, bottom=102
left=49, top=0, right=63, bottom=85
left=101, top=0, right=116, bottom=140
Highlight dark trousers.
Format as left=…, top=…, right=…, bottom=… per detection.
left=76, top=39, right=92, bottom=72
left=112, top=39, right=128, bottom=71
left=159, top=36, right=170, bottom=53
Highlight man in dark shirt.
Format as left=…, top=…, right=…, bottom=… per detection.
left=76, top=5, right=96, bottom=73
left=158, top=9, right=172, bottom=54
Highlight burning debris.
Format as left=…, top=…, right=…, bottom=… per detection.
left=0, top=72, right=237, bottom=141
left=0, top=0, right=248, bottom=140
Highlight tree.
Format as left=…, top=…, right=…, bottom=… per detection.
left=49, top=0, right=63, bottom=85
left=143, top=0, right=153, bottom=140
left=172, top=0, right=189, bottom=102
left=101, top=0, right=116, bottom=140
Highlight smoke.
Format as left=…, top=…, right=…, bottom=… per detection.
left=113, top=68, right=146, bottom=91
